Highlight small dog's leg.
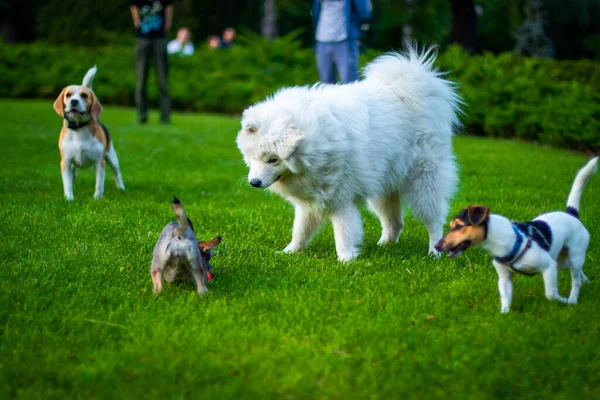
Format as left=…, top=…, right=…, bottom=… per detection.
left=105, top=146, right=126, bottom=190
left=191, top=268, right=208, bottom=296
left=567, top=253, right=586, bottom=304
left=61, top=161, right=75, bottom=201
left=283, top=206, right=325, bottom=253
left=331, top=206, right=363, bottom=262
left=368, top=193, right=404, bottom=245
left=541, top=260, right=568, bottom=304
left=151, top=267, right=164, bottom=293
left=494, top=261, right=513, bottom=313
left=93, top=161, right=106, bottom=199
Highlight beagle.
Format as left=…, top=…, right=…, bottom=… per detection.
left=435, top=157, right=598, bottom=313
left=53, top=66, right=125, bottom=200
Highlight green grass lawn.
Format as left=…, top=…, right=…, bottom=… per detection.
left=1, top=99, right=599, bottom=399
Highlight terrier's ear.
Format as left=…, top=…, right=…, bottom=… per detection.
left=90, top=92, right=103, bottom=120
left=273, top=127, right=304, bottom=159
left=467, top=206, right=490, bottom=226
left=198, top=236, right=222, bottom=253
left=53, top=88, right=67, bottom=117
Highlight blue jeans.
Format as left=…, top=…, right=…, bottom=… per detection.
left=315, top=40, right=359, bottom=84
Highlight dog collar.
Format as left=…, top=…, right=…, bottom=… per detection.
left=64, top=115, right=91, bottom=130
left=493, top=225, right=536, bottom=276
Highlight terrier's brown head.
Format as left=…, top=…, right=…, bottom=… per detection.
left=434, top=206, right=490, bottom=258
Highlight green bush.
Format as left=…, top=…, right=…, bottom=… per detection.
left=0, top=32, right=318, bottom=114
left=1, top=37, right=599, bottom=150
left=437, top=46, right=600, bottom=151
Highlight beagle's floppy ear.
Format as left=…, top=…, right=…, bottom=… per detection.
left=53, top=88, right=67, bottom=117
left=198, top=236, right=222, bottom=253
left=467, top=206, right=490, bottom=226
left=90, top=92, right=103, bottom=121
left=273, top=127, right=304, bottom=160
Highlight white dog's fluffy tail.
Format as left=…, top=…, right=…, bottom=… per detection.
left=566, top=157, right=598, bottom=213
left=82, top=65, right=97, bottom=89
left=362, top=46, right=462, bottom=128
left=171, top=197, right=189, bottom=237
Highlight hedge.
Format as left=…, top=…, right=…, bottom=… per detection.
left=1, top=33, right=599, bottom=151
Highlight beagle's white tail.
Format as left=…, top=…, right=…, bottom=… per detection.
left=82, top=65, right=98, bottom=89
left=566, top=157, right=598, bottom=213
left=171, top=197, right=189, bottom=237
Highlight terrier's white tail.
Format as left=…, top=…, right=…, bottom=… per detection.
left=566, top=157, right=598, bottom=212
left=171, top=197, right=189, bottom=237
left=82, top=65, right=98, bottom=89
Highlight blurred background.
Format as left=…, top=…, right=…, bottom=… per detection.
left=0, top=0, right=600, bottom=60
left=1, top=0, right=598, bottom=150
left=2, top=0, right=600, bottom=59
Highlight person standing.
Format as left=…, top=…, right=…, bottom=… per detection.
left=313, top=0, right=372, bottom=84
left=130, top=0, right=174, bottom=124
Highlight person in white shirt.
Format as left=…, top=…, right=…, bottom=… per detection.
left=167, top=27, right=195, bottom=56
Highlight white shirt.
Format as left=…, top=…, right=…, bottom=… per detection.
left=167, top=40, right=195, bottom=56
left=316, top=0, right=348, bottom=43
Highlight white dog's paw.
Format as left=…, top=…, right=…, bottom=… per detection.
left=117, top=183, right=126, bottom=191
left=282, top=244, right=300, bottom=254
left=567, top=297, right=578, bottom=305
left=337, top=249, right=359, bottom=262
left=93, top=192, right=104, bottom=200
left=500, top=307, right=510, bottom=314
left=65, top=193, right=74, bottom=201
left=377, top=237, right=397, bottom=246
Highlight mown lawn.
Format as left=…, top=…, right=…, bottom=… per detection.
left=1, top=99, right=599, bottom=399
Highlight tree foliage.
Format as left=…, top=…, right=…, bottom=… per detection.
left=1, top=0, right=600, bottom=59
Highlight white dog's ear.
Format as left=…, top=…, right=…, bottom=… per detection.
left=274, top=127, right=304, bottom=159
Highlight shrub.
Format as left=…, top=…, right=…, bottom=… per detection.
left=1, top=38, right=598, bottom=151
left=438, top=46, right=600, bottom=151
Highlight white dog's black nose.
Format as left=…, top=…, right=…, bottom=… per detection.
left=249, top=179, right=262, bottom=188
left=70, top=99, right=79, bottom=106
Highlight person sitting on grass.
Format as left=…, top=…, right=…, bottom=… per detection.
left=219, top=27, right=236, bottom=49
left=207, top=35, right=221, bottom=49
left=167, top=27, right=195, bottom=56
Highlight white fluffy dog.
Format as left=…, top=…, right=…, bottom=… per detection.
left=236, top=48, right=461, bottom=261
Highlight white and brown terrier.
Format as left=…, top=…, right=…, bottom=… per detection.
left=53, top=66, right=125, bottom=200
left=151, top=198, right=221, bottom=296
left=435, top=157, right=597, bottom=313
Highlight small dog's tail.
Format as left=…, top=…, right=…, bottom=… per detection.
left=82, top=65, right=98, bottom=89
left=171, top=197, right=189, bottom=237
left=566, top=157, right=598, bottom=218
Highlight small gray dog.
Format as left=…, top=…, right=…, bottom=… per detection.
left=151, top=198, right=221, bottom=295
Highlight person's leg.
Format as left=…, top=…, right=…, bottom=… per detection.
left=335, top=39, right=360, bottom=84
left=134, top=38, right=151, bottom=123
left=316, top=42, right=336, bottom=84
left=154, top=38, right=171, bottom=124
